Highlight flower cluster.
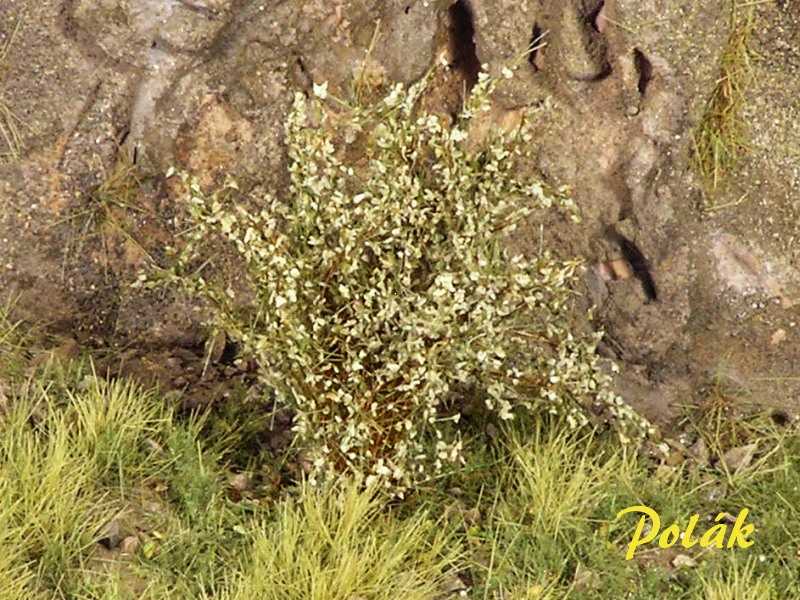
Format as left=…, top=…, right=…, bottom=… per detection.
left=149, top=71, right=650, bottom=494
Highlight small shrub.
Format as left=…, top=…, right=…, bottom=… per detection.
left=147, top=70, right=650, bottom=493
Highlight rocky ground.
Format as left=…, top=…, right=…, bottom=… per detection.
left=1, top=0, right=799, bottom=435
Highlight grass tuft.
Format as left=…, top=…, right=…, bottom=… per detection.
left=474, top=424, right=639, bottom=597
left=697, top=558, right=776, bottom=600
left=501, top=426, right=633, bottom=544
left=226, top=480, right=460, bottom=600
left=0, top=388, right=116, bottom=591
left=62, top=154, right=153, bottom=280
left=0, top=299, right=29, bottom=382
left=692, top=1, right=756, bottom=202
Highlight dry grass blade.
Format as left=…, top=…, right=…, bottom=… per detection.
left=0, top=103, right=22, bottom=161
left=692, top=1, right=756, bottom=203
left=0, top=16, right=23, bottom=162
left=0, top=18, right=21, bottom=82
left=92, top=156, right=144, bottom=211
left=59, top=154, right=152, bottom=280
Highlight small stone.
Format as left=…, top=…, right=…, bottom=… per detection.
left=120, top=535, right=140, bottom=555
left=672, top=554, right=697, bottom=569
left=596, top=259, right=633, bottom=282
left=704, top=481, right=728, bottom=503
left=0, top=381, right=8, bottom=415
left=720, top=443, right=758, bottom=473
left=440, top=573, right=467, bottom=594
left=463, top=507, right=481, bottom=526
left=654, top=464, right=676, bottom=480
left=688, top=437, right=710, bottom=465
left=608, top=259, right=634, bottom=280
left=229, top=473, right=251, bottom=492
left=443, top=501, right=465, bottom=520
left=665, top=449, right=685, bottom=467
left=771, top=328, right=787, bottom=345
left=206, top=329, right=227, bottom=364
left=98, top=519, right=124, bottom=550
left=573, top=562, right=599, bottom=590
left=54, top=337, right=80, bottom=361
left=144, top=437, right=164, bottom=454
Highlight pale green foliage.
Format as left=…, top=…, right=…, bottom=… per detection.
left=698, top=558, right=775, bottom=600
left=1, top=391, right=114, bottom=588
left=478, top=425, right=637, bottom=596
left=225, top=481, right=459, bottom=600
left=0, top=369, right=169, bottom=594
left=501, top=426, right=635, bottom=542
left=150, top=71, right=650, bottom=493
left=0, top=498, right=36, bottom=600
left=0, top=300, right=28, bottom=381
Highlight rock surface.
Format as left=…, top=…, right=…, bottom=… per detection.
left=1, top=0, right=799, bottom=425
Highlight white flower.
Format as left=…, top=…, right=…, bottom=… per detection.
left=501, top=66, right=514, bottom=79
left=436, top=273, right=456, bottom=293
left=313, top=81, right=329, bottom=99
left=450, top=128, right=468, bottom=143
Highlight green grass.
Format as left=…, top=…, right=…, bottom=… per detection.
left=224, top=481, right=460, bottom=600
left=0, top=316, right=462, bottom=598
left=697, top=558, right=777, bottom=600
left=458, top=426, right=671, bottom=598
left=2, top=309, right=800, bottom=598
left=691, top=1, right=756, bottom=203
left=0, top=300, right=29, bottom=381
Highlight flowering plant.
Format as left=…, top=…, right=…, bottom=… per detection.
left=147, top=70, right=650, bottom=494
